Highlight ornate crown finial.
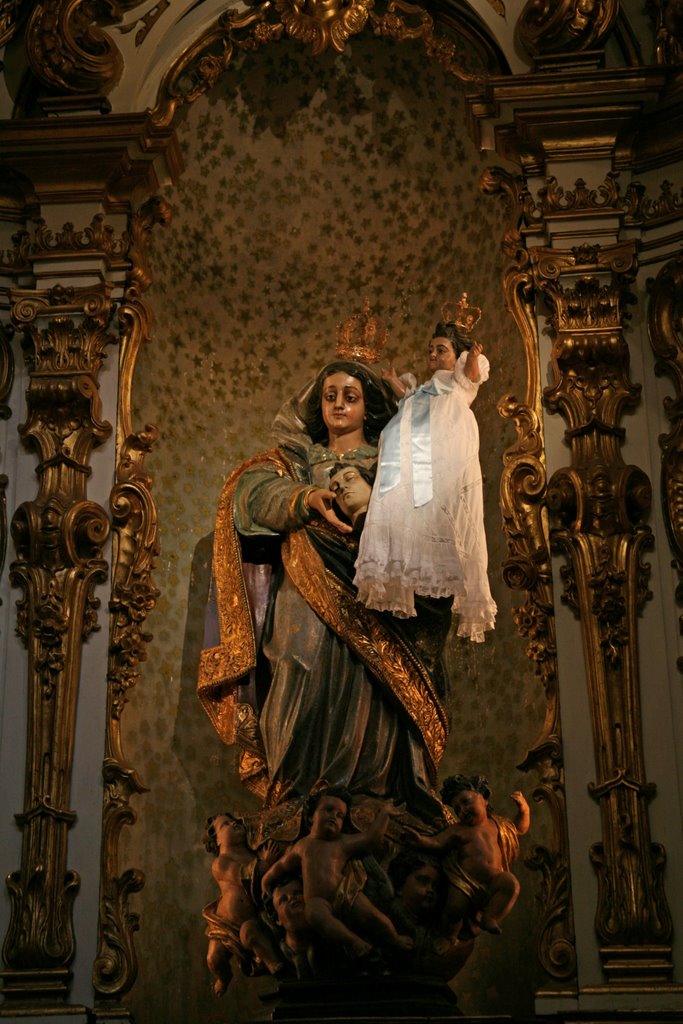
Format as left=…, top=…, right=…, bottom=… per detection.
left=441, top=292, right=482, bottom=333
left=336, top=299, right=387, bottom=364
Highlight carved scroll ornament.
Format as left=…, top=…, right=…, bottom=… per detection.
left=480, top=166, right=577, bottom=987
left=647, top=252, right=683, bottom=665
left=0, top=0, right=29, bottom=48
left=152, top=0, right=480, bottom=126
left=2, top=285, right=114, bottom=1002
left=25, top=0, right=124, bottom=95
left=517, top=0, right=619, bottom=59
left=93, top=196, right=171, bottom=1006
left=0, top=322, right=14, bottom=636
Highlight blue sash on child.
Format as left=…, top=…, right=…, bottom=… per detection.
left=378, top=379, right=439, bottom=508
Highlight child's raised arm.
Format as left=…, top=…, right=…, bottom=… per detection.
left=510, top=791, right=531, bottom=836
left=464, top=342, right=484, bottom=383
left=381, top=365, right=407, bottom=399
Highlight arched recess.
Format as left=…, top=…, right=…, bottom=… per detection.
left=90, top=4, right=575, bottom=1021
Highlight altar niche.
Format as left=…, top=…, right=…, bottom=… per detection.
left=126, top=30, right=547, bottom=1024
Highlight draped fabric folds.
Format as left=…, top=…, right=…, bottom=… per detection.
left=197, top=445, right=451, bottom=820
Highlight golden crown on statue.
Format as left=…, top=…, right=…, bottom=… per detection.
left=441, top=292, right=482, bottom=333
left=336, top=299, right=387, bottom=364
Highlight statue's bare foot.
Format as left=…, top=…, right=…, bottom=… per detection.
left=479, top=915, right=502, bottom=935
left=213, top=978, right=228, bottom=996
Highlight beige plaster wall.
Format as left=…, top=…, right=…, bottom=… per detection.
left=123, top=36, right=549, bottom=1023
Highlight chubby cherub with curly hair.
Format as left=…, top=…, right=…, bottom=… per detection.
left=404, top=774, right=530, bottom=944
left=262, top=786, right=413, bottom=962
left=203, top=812, right=285, bottom=994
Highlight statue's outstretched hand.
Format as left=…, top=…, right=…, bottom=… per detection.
left=307, top=487, right=353, bottom=534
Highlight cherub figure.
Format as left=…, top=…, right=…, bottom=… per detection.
left=202, top=813, right=285, bottom=994
left=387, top=851, right=442, bottom=932
left=262, top=786, right=413, bottom=962
left=269, top=873, right=315, bottom=979
left=404, top=775, right=530, bottom=943
left=387, top=850, right=474, bottom=980
left=354, top=317, right=497, bottom=640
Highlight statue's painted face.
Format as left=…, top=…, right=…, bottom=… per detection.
left=213, top=815, right=246, bottom=845
left=428, top=336, right=456, bottom=372
left=450, top=789, right=488, bottom=825
left=329, top=465, right=371, bottom=517
left=398, top=863, right=440, bottom=915
left=273, top=878, right=306, bottom=932
left=321, top=372, right=366, bottom=441
left=310, top=795, right=348, bottom=838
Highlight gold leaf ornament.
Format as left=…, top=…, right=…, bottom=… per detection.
left=275, top=0, right=374, bottom=54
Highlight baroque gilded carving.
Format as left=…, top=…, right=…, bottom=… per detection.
left=478, top=171, right=683, bottom=240
left=517, top=0, right=619, bottom=60
left=648, top=0, right=683, bottom=64
left=538, top=245, right=674, bottom=981
left=152, top=0, right=480, bottom=126
left=0, top=0, right=29, bottom=47
left=480, top=166, right=577, bottom=986
left=0, top=322, right=14, bottom=607
left=93, top=196, right=171, bottom=1005
left=647, top=252, right=683, bottom=667
left=1, top=284, right=114, bottom=1003
left=623, top=179, right=683, bottom=226
left=0, top=215, right=128, bottom=273
left=24, top=0, right=124, bottom=96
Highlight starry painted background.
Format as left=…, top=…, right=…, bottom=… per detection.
left=124, top=33, right=551, bottom=1023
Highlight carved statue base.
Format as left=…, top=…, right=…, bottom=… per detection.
left=256, top=974, right=461, bottom=1021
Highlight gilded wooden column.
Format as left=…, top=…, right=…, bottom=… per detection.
left=1, top=282, right=115, bottom=1004
left=536, top=243, right=674, bottom=983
